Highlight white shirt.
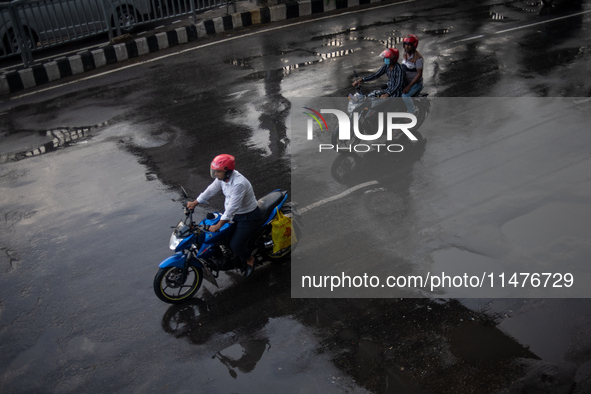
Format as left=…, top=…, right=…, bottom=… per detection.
left=196, top=170, right=258, bottom=221
left=402, top=53, right=424, bottom=85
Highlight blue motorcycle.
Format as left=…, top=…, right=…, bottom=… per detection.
left=153, top=189, right=301, bottom=304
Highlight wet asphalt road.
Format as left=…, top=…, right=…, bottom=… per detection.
left=1, top=0, right=591, bottom=392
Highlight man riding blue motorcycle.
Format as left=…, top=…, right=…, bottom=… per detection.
left=187, top=154, right=262, bottom=278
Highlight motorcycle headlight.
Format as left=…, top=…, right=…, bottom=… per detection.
left=348, top=100, right=357, bottom=113
left=169, top=221, right=190, bottom=250
left=169, top=233, right=182, bottom=250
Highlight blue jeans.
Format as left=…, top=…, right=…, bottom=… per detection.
left=402, top=83, right=423, bottom=113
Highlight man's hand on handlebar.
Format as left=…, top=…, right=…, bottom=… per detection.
left=352, top=79, right=363, bottom=87
left=209, top=219, right=228, bottom=233
left=186, top=200, right=199, bottom=210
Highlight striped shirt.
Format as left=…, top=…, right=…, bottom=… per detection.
left=362, top=63, right=406, bottom=97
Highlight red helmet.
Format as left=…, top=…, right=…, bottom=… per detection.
left=403, top=34, right=419, bottom=49
left=379, top=48, right=399, bottom=62
left=210, top=154, right=235, bottom=178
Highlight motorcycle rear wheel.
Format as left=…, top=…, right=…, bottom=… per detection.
left=411, top=100, right=430, bottom=132
left=262, top=245, right=292, bottom=261
left=260, top=220, right=302, bottom=262
left=153, top=266, right=203, bottom=304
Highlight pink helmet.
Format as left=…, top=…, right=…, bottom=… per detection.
left=403, top=34, right=419, bottom=49
left=210, top=154, right=235, bottom=178
left=379, top=48, right=399, bottom=62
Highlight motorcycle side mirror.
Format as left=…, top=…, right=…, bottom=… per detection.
left=181, top=186, right=189, bottom=199
left=353, top=70, right=358, bottom=78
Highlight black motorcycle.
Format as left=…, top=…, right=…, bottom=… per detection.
left=331, top=71, right=431, bottom=152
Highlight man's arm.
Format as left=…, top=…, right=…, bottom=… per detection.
left=208, top=219, right=229, bottom=232
left=186, top=180, right=222, bottom=209
left=354, top=65, right=387, bottom=86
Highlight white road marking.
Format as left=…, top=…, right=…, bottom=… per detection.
left=495, top=10, right=591, bottom=34
left=299, top=180, right=380, bottom=214
left=573, top=98, right=591, bottom=104
left=452, top=9, right=591, bottom=43
left=228, top=89, right=250, bottom=99
left=452, top=35, right=484, bottom=43
left=4, top=0, right=416, bottom=101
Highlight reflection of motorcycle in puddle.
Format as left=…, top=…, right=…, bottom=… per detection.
left=161, top=299, right=270, bottom=378
left=331, top=136, right=427, bottom=186
left=540, top=0, right=582, bottom=14
left=214, top=340, right=269, bottom=379
left=161, top=299, right=209, bottom=339
left=159, top=259, right=290, bottom=346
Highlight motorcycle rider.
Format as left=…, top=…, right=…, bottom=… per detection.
left=401, top=34, right=424, bottom=114
left=186, top=154, right=262, bottom=278
left=352, top=48, right=405, bottom=98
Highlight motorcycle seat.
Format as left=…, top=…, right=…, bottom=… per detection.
left=257, top=190, right=287, bottom=224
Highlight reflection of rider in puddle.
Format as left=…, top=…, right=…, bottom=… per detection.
left=331, top=137, right=427, bottom=186
left=214, top=340, right=268, bottom=379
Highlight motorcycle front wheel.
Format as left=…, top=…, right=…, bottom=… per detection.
left=153, top=266, right=203, bottom=304
left=331, top=124, right=360, bottom=153
left=331, top=153, right=362, bottom=184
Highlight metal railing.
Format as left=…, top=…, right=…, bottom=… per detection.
left=0, top=0, right=235, bottom=67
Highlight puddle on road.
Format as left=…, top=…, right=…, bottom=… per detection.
left=502, top=202, right=591, bottom=248
left=448, top=321, right=539, bottom=363
left=430, top=247, right=504, bottom=276
left=422, top=28, right=452, bottom=35
left=427, top=248, right=508, bottom=297
left=489, top=11, right=509, bottom=20
left=161, top=309, right=366, bottom=392
left=214, top=340, right=269, bottom=377
left=504, top=2, right=544, bottom=13
left=231, top=47, right=362, bottom=81
left=227, top=31, right=413, bottom=81
left=0, top=126, right=101, bottom=163
left=310, top=20, right=406, bottom=41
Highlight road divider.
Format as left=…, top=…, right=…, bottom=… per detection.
left=1, top=0, right=414, bottom=97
